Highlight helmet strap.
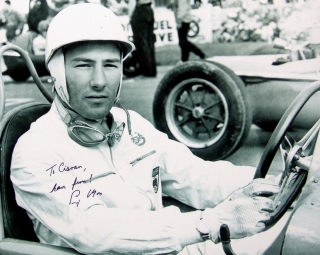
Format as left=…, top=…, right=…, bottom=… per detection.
left=48, top=49, right=72, bottom=108
left=114, top=51, right=123, bottom=104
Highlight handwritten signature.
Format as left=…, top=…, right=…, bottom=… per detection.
left=69, top=188, right=103, bottom=207
left=49, top=172, right=102, bottom=207
left=46, top=162, right=86, bottom=176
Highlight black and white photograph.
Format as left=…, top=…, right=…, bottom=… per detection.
left=0, top=0, right=319, bottom=254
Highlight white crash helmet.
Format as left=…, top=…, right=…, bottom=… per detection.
left=45, top=3, right=134, bottom=107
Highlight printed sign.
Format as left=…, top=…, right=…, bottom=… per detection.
left=119, top=7, right=178, bottom=47
left=119, top=5, right=212, bottom=47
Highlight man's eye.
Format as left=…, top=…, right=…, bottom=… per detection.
left=76, top=64, right=91, bottom=68
left=104, top=64, right=118, bottom=68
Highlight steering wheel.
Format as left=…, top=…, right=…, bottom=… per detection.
left=254, top=80, right=320, bottom=227
left=220, top=81, right=320, bottom=255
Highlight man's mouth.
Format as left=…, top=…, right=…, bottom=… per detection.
left=86, top=95, right=108, bottom=102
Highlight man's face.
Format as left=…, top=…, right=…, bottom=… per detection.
left=64, top=41, right=121, bottom=120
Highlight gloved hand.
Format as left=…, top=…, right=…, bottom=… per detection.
left=203, top=178, right=279, bottom=242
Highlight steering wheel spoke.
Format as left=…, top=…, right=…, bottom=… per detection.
left=279, top=120, right=320, bottom=187
left=297, top=118, right=320, bottom=152
left=281, top=132, right=296, bottom=151
left=280, top=133, right=295, bottom=166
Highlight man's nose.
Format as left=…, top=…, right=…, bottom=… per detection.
left=90, top=66, right=106, bottom=89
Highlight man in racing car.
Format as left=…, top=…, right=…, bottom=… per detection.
left=10, top=3, right=279, bottom=255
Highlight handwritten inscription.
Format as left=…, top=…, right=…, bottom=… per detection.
left=50, top=183, right=66, bottom=193
left=46, top=162, right=102, bottom=207
left=59, top=162, right=84, bottom=173
left=71, top=177, right=86, bottom=190
left=46, top=164, right=57, bottom=176
left=46, top=162, right=85, bottom=176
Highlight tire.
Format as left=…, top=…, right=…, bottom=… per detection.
left=153, top=61, right=252, bottom=161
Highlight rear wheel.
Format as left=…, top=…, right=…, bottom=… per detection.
left=153, top=61, right=252, bottom=160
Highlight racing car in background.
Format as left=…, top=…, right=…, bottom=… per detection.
left=153, top=36, right=320, bottom=161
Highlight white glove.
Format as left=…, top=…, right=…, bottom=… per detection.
left=203, top=178, right=279, bottom=242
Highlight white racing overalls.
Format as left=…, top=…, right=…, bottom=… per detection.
left=11, top=102, right=266, bottom=254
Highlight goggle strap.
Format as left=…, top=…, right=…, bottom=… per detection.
left=116, top=102, right=132, bottom=136
left=54, top=96, right=73, bottom=124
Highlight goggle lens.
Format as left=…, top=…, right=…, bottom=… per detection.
left=71, top=125, right=105, bottom=143
left=68, top=119, right=125, bottom=147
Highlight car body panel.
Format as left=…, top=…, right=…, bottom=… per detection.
left=208, top=55, right=320, bottom=82
left=283, top=201, right=320, bottom=255
left=246, top=79, right=320, bottom=129
left=282, top=133, right=320, bottom=255
left=208, top=54, right=320, bottom=129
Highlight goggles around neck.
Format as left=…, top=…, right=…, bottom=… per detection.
left=54, top=96, right=125, bottom=147
left=68, top=115, right=125, bottom=147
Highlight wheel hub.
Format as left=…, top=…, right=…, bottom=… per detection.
left=192, top=106, right=204, bottom=119
left=164, top=77, right=230, bottom=149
